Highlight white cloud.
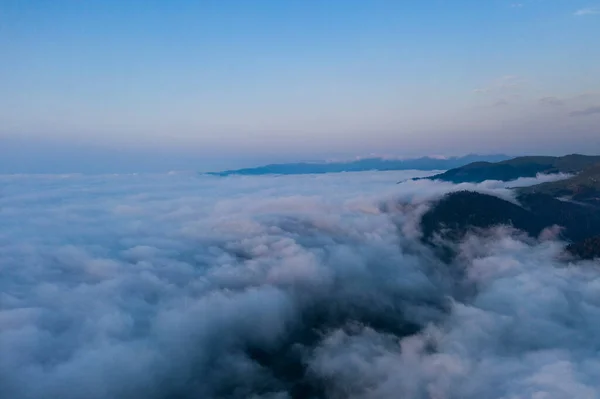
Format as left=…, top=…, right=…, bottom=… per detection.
left=0, top=171, right=597, bottom=398
left=574, top=7, right=600, bottom=16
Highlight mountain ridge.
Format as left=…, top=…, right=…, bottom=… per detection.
left=420, top=154, right=600, bottom=183
left=419, top=155, right=600, bottom=260
left=208, top=154, right=510, bottom=176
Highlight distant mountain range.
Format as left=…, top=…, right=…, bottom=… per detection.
left=208, top=154, right=510, bottom=176
left=420, top=154, right=600, bottom=260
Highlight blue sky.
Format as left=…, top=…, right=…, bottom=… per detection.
left=1, top=0, right=599, bottom=172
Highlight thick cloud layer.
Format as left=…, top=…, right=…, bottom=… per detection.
left=0, top=171, right=598, bottom=399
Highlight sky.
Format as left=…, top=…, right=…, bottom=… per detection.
left=1, top=0, right=599, bottom=173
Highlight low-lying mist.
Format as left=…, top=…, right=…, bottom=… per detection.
left=0, top=170, right=598, bottom=399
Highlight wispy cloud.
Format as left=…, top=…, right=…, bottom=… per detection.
left=569, top=106, right=600, bottom=117
left=497, top=75, right=524, bottom=88
left=473, top=75, right=525, bottom=95
left=574, top=91, right=600, bottom=101
left=574, top=7, right=600, bottom=16
left=539, top=96, right=564, bottom=107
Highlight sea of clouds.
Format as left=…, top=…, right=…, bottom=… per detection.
left=0, top=170, right=598, bottom=399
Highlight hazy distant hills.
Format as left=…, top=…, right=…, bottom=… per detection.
left=421, top=155, right=600, bottom=260
left=208, top=154, right=510, bottom=176
left=421, top=154, right=600, bottom=183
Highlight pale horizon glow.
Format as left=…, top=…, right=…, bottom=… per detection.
left=1, top=0, right=599, bottom=172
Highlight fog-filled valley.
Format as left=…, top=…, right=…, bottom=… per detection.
left=1, top=170, right=599, bottom=399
